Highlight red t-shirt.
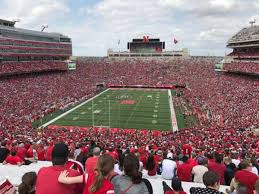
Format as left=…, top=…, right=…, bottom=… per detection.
left=235, top=170, right=258, bottom=194
left=45, top=146, right=54, bottom=161
left=84, top=173, right=114, bottom=194
left=182, top=144, right=192, bottom=157
left=37, top=148, right=45, bottom=161
left=177, top=163, right=193, bottom=181
left=208, top=162, right=226, bottom=184
left=17, top=147, right=27, bottom=160
left=36, top=166, right=83, bottom=194
left=85, top=156, right=99, bottom=174
left=5, top=155, right=23, bottom=165
left=27, top=147, right=33, bottom=158
left=66, top=159, right=84, bottom=175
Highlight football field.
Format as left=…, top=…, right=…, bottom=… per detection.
left=51, top=89, right=173, bottom=130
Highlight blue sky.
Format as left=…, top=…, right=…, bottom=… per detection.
left=0, top=0, right=259, bottom=56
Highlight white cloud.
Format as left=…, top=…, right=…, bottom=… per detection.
left=0, top=0, right=258, bottom=56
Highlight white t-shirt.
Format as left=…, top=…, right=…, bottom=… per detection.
left=251, top=166, right=258, bottom=176
left=192, top=165, right=208, bottom=183
left=161, top=159, right=177, bottom=180
left=232, top=159, right=240, bottom=167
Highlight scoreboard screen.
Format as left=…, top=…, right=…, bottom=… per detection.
left=127, top=38, right=165, bottom=53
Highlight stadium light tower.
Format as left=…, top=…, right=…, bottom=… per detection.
left=41, top=24, right=48, bottom=32
left=249, top=19, right=256, bottom=27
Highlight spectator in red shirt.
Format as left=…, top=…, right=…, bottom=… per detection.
left=85, top=147, right=101, bottom=174
left=45, top=142, right=54, bottom=161
left=36, top=144, right=45, bottom=161
left=255, top=180, right=259, bottom=194
left=36, top=143, right=83, bottom=194
left=3, top=148, right=24, bottom=166
left=208, top=153, right=226, bottom=184
left=58, top=154, right=115, bottom=194
left=17, top=143, right=27, bottom=160
left=182, top=143, right=192, bottom=158
left=177, top=156, right=193, bottom=182
left=235, top=159, right=258, bottom=194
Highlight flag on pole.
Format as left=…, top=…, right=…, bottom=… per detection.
left=173, top=38, right=178, bottom=44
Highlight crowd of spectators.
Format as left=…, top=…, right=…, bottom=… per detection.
left=0, top=57, right=258, bottom=193
left=0, top=61, right=67, bottom=75
left=224, top=62, right=259, bottom=75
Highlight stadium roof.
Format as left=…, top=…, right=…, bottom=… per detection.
left=227, top=25, right=259, bottom=44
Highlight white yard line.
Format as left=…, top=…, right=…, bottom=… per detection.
left=41, top=89, right=110, bottom=128
left=168, top=90, right=179, bottom=132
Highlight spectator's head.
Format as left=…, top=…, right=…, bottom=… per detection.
left=223, top=157, right=232, bottom=165
left=250, top=157, right=257, bottom=167
left=197, top=156, right=205, bottom=165
left=123, top=153, right=142, bottom=184
left=93, top=147, right=101, bottom=156
left=203, top=171, right=220, bottom=190
left=1, top=141, right=7, bottom=147
left=171, top=177, right=183, bottom=191
left=238, top=159, right=251, bottom=171
left=18, top=172, right=37, bottom=194
left=215, top=153, right=223, bottom=164
left=182, top=155, right=189, bottom=163
left=89, top=154, right=114, bottom=193
left=51, top=143, right=69, bottom=166
left=254, top=180, right=259, bottom=194
left=236, top=184, right=248, bottom=194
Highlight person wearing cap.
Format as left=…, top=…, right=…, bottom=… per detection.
left=85, top=147, right=101, bottom=174
left=192, top=156, right=208, bottom=183
left=36, top=143, right=83, bottom=194
left=161, top=152, right=177, bottom=180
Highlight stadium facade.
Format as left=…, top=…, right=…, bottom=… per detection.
left=223, top=22, right=259, bottom=75
left=0, top=19, right=72, bottom=75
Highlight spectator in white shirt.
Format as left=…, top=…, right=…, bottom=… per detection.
left=161, top=153, right=177, bottom=180
left=192, top=156, right=208, bottom=183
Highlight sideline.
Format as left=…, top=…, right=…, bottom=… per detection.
left=168, top=90, right=178, bottom=132
left=41, top=89, right=110, bottom=128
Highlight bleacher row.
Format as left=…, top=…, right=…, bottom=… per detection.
left=0, top=61, right=68, bottom=75
left=0, top=38, right=72, bottom=49
left=224, top=62, right=259, bottom=75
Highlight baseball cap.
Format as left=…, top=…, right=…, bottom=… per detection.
left=52, top=143, right=69, bottom=158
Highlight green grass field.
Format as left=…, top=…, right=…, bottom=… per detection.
left=52, top=89, right=173, bottom=130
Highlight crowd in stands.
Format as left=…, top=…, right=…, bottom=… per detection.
left=224, top=62, right=259, bottom=75
left=0, top=134, right=258, bottom=194
left=0, top=57, right=258, bottom=193
left=0, top=61, right=67, bottom=75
